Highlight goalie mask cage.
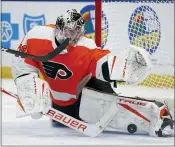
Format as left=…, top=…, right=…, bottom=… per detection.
left=95, top=0, right=174, bottom=105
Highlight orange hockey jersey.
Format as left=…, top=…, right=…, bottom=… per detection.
left=14, top=25, right=115, bottom=106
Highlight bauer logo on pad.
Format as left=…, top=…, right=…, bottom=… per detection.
left=23, top=14, right=46, bottom=34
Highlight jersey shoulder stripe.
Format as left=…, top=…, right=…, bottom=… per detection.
left=26, top=25, right=55, bottom=41
left=43, top=24, right=55, bottom=28
left=76, top=36, right=97, bottom=50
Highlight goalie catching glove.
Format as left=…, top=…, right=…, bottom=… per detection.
left=109, top=45, right=152, bottom=85
left=15, top=73, right=51, bottom=118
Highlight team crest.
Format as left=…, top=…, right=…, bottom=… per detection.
left=23, top=14, right=46, bottom=34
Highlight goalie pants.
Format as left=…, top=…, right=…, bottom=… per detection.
left=51, top=94, right=82, bottom=127
left=51, top=78, right=113, bottom=127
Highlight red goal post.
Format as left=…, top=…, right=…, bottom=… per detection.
left=95, top=0, right=102, bottom=47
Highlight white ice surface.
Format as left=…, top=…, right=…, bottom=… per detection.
left=1, top=79, right=174, bottom=145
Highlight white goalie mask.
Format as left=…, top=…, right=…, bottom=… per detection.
left=55, top=9, right=85, bottom=45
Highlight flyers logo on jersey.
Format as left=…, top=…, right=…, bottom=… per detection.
left=42, top=61, right=73, bottom=80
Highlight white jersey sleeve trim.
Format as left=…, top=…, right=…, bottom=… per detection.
left=27, top=26, right=57, bottom=49
left=76, top=37, right=97, bottom=49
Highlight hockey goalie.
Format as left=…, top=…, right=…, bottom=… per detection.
left=12, top=9, right=174, bottom=137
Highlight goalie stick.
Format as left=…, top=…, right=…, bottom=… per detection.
left=1, top=38, right=70, bottom=62
left=1, top=88, right=118, bottom=137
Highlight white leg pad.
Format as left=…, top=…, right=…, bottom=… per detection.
left=80, top=88, right=159, bottom=134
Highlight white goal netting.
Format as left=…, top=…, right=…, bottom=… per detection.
left=100, top=0, right=174, bottom=105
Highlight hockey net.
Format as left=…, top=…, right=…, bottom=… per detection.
left=95, top=0, right=174, bottom=107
